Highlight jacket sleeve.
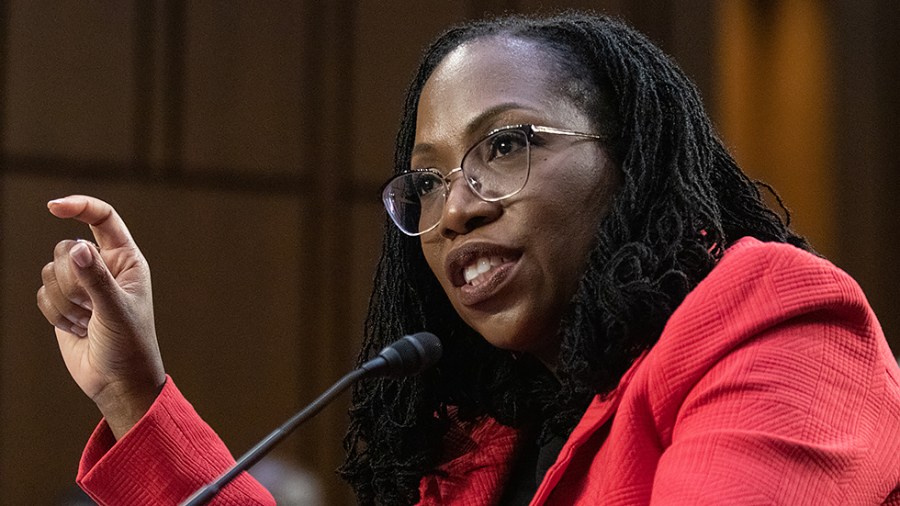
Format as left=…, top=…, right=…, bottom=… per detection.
left=647, top=240, right=900, bottom=505
left=77, top=376, right=275, bottom=506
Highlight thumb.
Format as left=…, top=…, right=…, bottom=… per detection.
left=69, top=240, right=125, bottom=315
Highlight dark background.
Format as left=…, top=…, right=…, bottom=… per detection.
left=1, top=1, right=897, bottom=504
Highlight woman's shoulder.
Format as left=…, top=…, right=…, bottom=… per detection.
left=683, top=236, right=872, bottom=325
left=715, top=236, right=852, bottom=289
left=639, top=236, right=886, bottom=391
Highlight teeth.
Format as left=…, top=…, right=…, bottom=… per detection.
left=463, top=256, right=507, bottom=285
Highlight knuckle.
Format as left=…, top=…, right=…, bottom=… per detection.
left=53, top=240, right=75, bottom=259
left=40, top=266, right=87, bottom=306
left=37, top=300, right=63, bottom=326
left=36, top=286, right=48, bottom=310
left=134, top=255, right=151, bottom=276
left=36, top=286, right=59, bottom=314
left=41, top=262, right=55, bottom=282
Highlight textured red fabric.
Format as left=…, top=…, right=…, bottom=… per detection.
left=78, top=378, right=275, bottom=505
left=417, top=238, right=900, bottom=505
left=79, top=238, right=900, bottom=504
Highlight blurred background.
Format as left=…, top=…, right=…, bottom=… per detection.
left=1, top=0, right=897, bottom=504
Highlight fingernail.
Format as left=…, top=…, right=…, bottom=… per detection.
left=71, top=325, right=87, bottom=337
left=78, top=317, right=91, bottom=328
left=47, top=198, right=65, bottom=207
left=71, top=242, right=93, bottom=268
left=79, top=300, right=93, bottom=311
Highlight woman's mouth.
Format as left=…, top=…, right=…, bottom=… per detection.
left=457, top=255, right=519, bottom=306
left=462, top=255, right=512, bottom=286
left=445, top=243, right=522, bottom=306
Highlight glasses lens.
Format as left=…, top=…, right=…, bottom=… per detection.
left=382, top=171, right=446, bottom=235
left=463, top=128, right=530, bottom=200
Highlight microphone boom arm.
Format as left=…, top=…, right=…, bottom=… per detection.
left=179, top=367, right=367, bottom=506
left=179, top=332, right=441, bottom=506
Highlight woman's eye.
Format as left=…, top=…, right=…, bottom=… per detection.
left=487, top=131, right=527, bottom=161
left=414, top=176, right=440, bottom=197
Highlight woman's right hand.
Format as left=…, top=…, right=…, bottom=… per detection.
left=36, top=195, right=166, bottom=439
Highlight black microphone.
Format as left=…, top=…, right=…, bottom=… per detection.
left=180, top=332, right=442, bottom=506
left=361, top=332, right=443, bottom=377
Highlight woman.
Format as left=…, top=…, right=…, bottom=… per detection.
left=37, top=12, right=900, bottom=506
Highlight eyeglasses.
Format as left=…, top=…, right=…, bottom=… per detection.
left=381, top=124, right=604, bottom=236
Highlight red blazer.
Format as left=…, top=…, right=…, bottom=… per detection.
left=78, top=238, right=900, bottom=505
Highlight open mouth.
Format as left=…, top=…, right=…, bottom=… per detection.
left=445, top=243, right=523, bottom=306
left=446, top=243, right=522, bottom=288
left=462, top=255, right=514, bottom=286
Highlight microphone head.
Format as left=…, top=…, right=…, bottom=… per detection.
left=366, top=332, right=442, bottom=378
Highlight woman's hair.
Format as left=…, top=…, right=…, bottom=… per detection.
left=340, top=11, right=808, bottom=505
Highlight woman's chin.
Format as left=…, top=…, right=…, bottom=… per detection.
left=478, top=326, right=561, bottom=366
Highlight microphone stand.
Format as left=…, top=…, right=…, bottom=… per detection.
left=179, top=367, right=367, bottom=506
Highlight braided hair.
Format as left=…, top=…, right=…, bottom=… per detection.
left=340, top=12, right=809, bottom=505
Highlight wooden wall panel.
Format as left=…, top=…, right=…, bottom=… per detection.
left=715, top=0, right=836, bottom=257
left=350, top=0, right=469, bottom=186
left=136, top=191, right=308, bottom=454
left=299, top=199, right=386, bottom=505
left=181, top=2, right=313, bottom=176
left=829, top=0, right=900, bottom=352
left=0, top=181, right=100, bottom=506
left=2, top=1, right=135, bottom=164
left=346, top=201, right=387, bottom=361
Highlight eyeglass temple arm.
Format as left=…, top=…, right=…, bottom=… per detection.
left=531, top=125, right=604, bottom=140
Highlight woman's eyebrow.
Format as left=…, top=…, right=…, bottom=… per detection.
left=411, top=142, right=436, bottom=159
left=411, top=102, right=538, bottom=159
left=463, top=102, right=537, bottom=138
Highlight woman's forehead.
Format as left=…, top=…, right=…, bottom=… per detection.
left=414, top=36, right=589, bottom=144
left=424, top=36, right=557, bottom=96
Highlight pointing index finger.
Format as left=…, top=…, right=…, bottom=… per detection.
left=47, top=195, right=135, bottom=251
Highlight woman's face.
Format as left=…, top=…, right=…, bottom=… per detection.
left=414, top=35, right=619, bottom=365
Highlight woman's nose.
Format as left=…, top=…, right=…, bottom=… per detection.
left=438, top=174, right=502, bottom=239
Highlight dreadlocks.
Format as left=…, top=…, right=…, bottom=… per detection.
left=340, top=12, right=809, bottom=505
